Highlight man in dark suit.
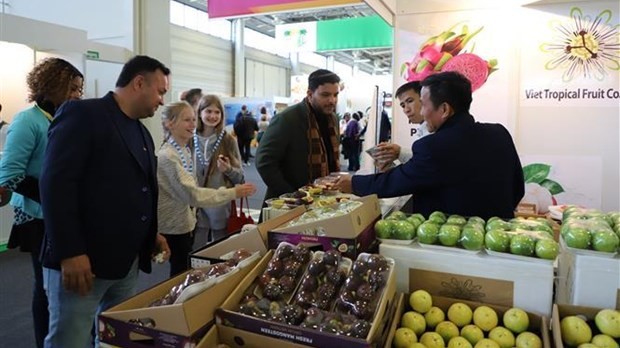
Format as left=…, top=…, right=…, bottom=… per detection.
left=336, top=72, right=524, bottom=219
left=39, top=55, right=171, bottom=348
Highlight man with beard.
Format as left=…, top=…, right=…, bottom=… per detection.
left=256, top=69, right=341, bottom=203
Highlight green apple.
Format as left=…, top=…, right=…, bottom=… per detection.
left=486, top=219, right=511, bottom=233
left=448, top=302, right=473, bottom=327
left=535, top=239, right=559, bottom=260
left=447, top=215, right=467, bottom=226
left=411, top=213, right=426, bottom=223
left=436, top=321, right=460, bottom=343
left=468, top=216, right=486, bottom=227
left=418, top=222, right=441, bottom=245
left=421, top=331, right=446, bottom=348
left=561, top=316, right=592, bottom=346
left=387, top=211, right=407, bottom=220
left=515, top=332, right=542, bottom=348
left=595, top=309, right=620, bottom=338
left=425, top=306, right=446, bottom=329
left=439, top=224, right=462, bottom=247
left=485, top=230, right=511, bottom=252
left=393, top=220, right=417, bottom=240
left=591, top=334, right=619, bottom=348
left=564, top=227, right=591, bottom=249
left=592, top=231, right=620, bottom=252
left=503, top=308, right=530, bottom=334
left=410, top=344, right=427, bottom=348
left=448, top=336, right=473, bottom=348
left=473, top=306, right=498, bottom=332
left=461, top=325, right=485, bottom=345
left=407, top=216, right=423, bottom=230
left=374, top=219, right=394, bottom=239
left=510, top=234, right=536, bottom=256
left=410, top=290, right=433, bottom=314
left=579, top=344, right=601, bottom=348
left=394, top=327, right=418, bottom=348
left=474, top=338, right=500, bottom=348
left=402, top=311, right=427, bottom=336
left=430, top=211, right=447, bottom=222
left=488, top=326, right=515, bottom=348
left=460, top=227, right=485, bottom=251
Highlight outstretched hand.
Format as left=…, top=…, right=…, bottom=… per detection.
left=235, top=183, right=257, bottom=198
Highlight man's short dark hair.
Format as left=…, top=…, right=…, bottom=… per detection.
left=116, top=55, right=171, bottom=88
left=182, top=88, right=202, bottom=105
left=308, top=69, right=340, bottom=91
left=395, top=81, right=422, bottom=99
left=421, top=72, right=472, bottom=113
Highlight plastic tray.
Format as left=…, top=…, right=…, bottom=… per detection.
left=378, top=237, right=416, bottom=246
left=220, top=249, right=262, bottom=269
left=560, top=237, right=618, bottom=258
left=417, top=242, right=481, bottom=254
left=484, top=249, right=555, bottom=264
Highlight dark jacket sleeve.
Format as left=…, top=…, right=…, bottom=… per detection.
left=512, top=147, right=525, bottom=208
left=352, top=140, right=441, bottom=197
left=255, top=114, right=295, bottom=195
left=12, top=176, right=40, bottom=203
left=40, top=101, right=91, bottom=261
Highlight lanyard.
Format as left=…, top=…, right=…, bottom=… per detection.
left=168, top=138, right=193, bottom=173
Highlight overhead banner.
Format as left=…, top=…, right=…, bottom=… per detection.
left=275, top=22, right=317, bottom=52
left=207, top=0, right=362, bottom=19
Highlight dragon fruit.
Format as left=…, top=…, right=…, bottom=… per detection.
left=440, top=53, right=497, bottom=92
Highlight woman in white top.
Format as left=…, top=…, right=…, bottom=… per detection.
left=194, top=95, right=245, bottom=243
left=157, top=101, right=255, bottom=277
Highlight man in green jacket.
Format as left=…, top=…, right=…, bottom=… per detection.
left=256, top=69, right=341, bottom=203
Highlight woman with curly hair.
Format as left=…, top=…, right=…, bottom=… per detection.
left=0, top=57, right=83, bottom=348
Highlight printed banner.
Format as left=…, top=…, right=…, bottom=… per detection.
left=208, top=0, right=361, bottom=19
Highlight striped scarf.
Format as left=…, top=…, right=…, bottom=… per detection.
left=306, top=100, right=340, bottom=182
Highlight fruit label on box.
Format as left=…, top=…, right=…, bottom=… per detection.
left=408, top=269, right=514, bottom=307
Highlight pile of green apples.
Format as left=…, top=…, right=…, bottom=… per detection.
left=485, top=217, right=559, bottom=260
left=393, top=290, right=543, bottom=348
left=561, top=207, right=620, bottom=253
left=560, top=309, right=620, bottom=347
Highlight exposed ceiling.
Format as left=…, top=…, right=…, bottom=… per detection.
left=175, top=0, right=393, bottom=75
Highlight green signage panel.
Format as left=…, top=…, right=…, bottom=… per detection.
left=316, top=15, right=393, bottom=51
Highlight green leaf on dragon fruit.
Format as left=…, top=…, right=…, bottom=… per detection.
left=540, top=179, right=564, bottom=195
left=523, top=163, right=550, bottom=184
left=400, top=63, right=407, bottom=78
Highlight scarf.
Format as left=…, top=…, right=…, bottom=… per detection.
left=306, top=100, right=340, bottom=183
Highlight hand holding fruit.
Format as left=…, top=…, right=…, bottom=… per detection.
left=235, top=183, right=256, bottom=198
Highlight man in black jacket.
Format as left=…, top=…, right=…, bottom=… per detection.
left=337, top=72, right=524, bottom=219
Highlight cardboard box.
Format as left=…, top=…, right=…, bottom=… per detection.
left=197, top=325, right=311, bottom=348
left=551, top=303, right=611, bottom=348
left=98, top=257, right=259, bottom=348
left=379, top=243, right=555, bottom=317
left=190, top=207, right=305, bottom=268
left=384, top=294, right=551, bottom=348
left=215, top=250, right=397, bottom=347
left=268, top=195, right=381, bottom=259
left=555, top=242, right=620, bottom=309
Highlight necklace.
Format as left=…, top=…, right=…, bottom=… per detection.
left=168, top=137, right=193, bottom=173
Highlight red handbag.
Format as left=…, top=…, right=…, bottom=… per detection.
left=227, top=197, right=254, bottom=234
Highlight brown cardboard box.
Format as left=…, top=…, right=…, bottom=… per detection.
left=98, top=257, right=259, bottom=348
left=268, top=195, right=381, bottom=259
left=551, top=303, right=614, bottom=348
left=214, top=250, right=397, bottom=347
left=384, top=294, right=551, bottom=348
left=197, top=325, right=310, bottom=348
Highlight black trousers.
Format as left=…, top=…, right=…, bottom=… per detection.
left=162, top=232, right=195, bottom=278
left=237, top=137, right=252, bottom=163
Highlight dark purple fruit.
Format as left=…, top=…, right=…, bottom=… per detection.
left=356, top=283, right=374, bottom=302
left=293, top=246, right=312, bottom=263
left=307, top=259, right=326, bottom=276
left=206, top=263, right=232, bottom=278
left=265, top=260, right=284, bottom=278
left=241, top=293, right=259, bottom=304
left=316, top=297, right=331, bottom=310
left=325, top=269, right=345, bottom=286
left=303, top=307, right=324, bottom=327
left=317, top=283, right=336, bottom=301
left=283, top=259, right=301, bottom=277
left=238, top=302, right=257, bottom=316
left=318, top=321, right=339, bottom=334
left=339, top=290, right=356, bottom=304
left=366, top=254, right=388, bottom=272
left=322, top=250, right=341, bottom=267
left=343, top=276, right=362, bottom=292
left=258, top=273, right=273, bottom=288
left=368, top=270, right=386, bottom=288
left=231, top=248, right=253, bottom=263
left=296, top=290, right=315, bottom=305
left=352, top=300, right=372, bottom=320
left=275, top=244, right=294, bottom=260
left=351, top=260, right=368, bottom=275
left=300, top=275, right=318, bottom=292
left=278, top=275, right=296, bottom=293
left=263, top=283, right=283, bottom=300
left=182, top=269, right=206, bottom=288
left=269, top=301, right=284, bottom=321
left=256, top=298, right=271, bottom=313
left=282, top=304, right=305, bottom=325
left=349, top=320, right=371, bottom=338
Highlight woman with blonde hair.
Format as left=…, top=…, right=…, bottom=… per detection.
left=194, top=95, right=245, bottom=242
left=0, top=57, right=83, bottom=348
left=157, top=101, right=255, bottom=277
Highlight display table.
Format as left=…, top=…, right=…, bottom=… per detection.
left=380, top=242, right=555, bottom=317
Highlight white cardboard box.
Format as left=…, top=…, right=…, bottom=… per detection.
left=555, top=243, right=620, bottom=309
left=379, top=243, right=555, bottom=317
